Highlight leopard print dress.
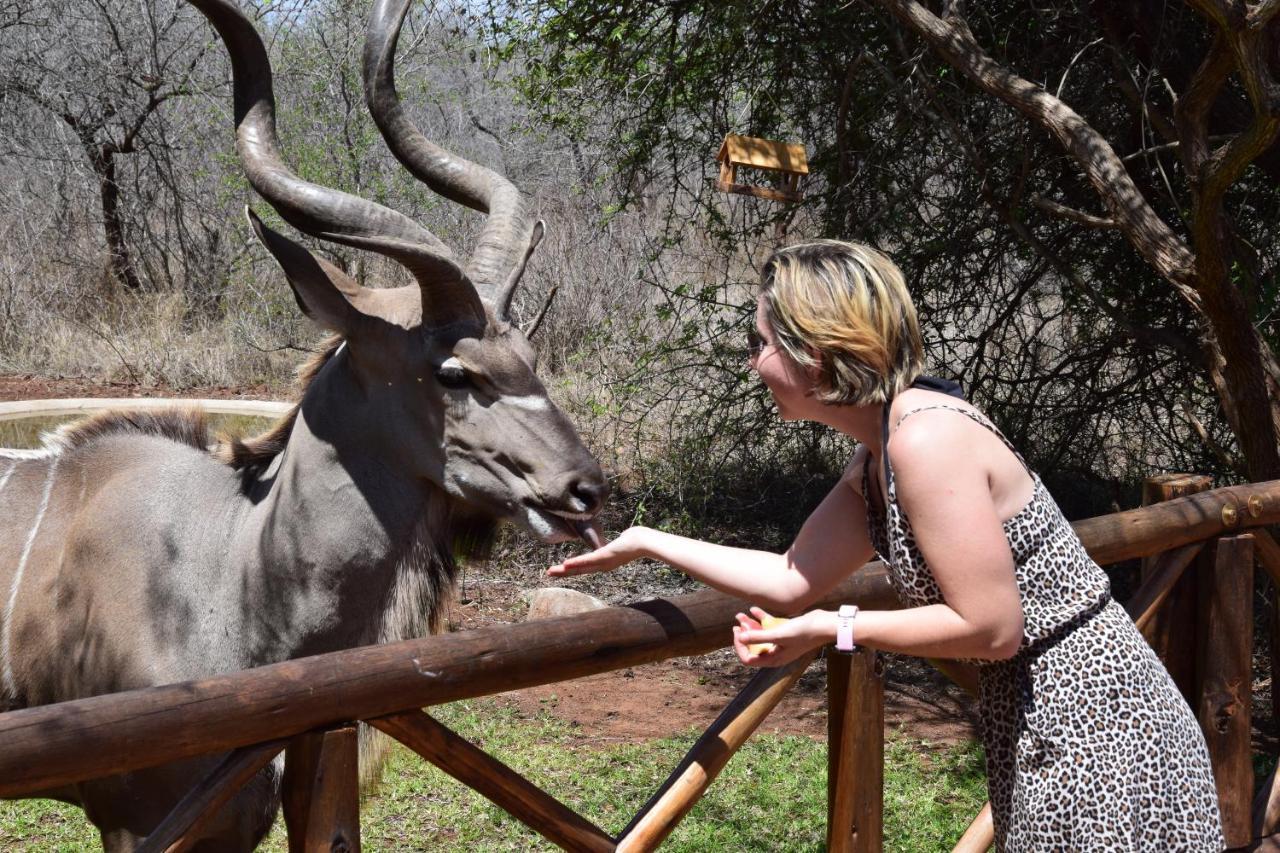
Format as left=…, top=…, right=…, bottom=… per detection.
left=863, top=401, right=1224, bottom=851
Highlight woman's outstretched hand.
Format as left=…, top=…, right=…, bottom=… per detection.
left=733, top=606, right=834, bottom=668
left=547, top=526, right=651, bottom=577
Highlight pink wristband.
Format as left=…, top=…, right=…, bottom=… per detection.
left=835, top=605, right=858, bottom=652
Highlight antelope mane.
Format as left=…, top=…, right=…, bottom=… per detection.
left=215, top=334, right=344, bottom=475
left=50, top=408, right=212, bottom=454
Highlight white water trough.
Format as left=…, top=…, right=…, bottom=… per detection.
left=0, top=398, right=291, bottom=422
left=0, top=398, right=292, bottom=451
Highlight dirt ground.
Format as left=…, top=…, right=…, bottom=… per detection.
left=0, top=373, right=276, bottom=402
left=0, top=373, right=982, bottom=749
left=492, top=654, right=978, bottom=747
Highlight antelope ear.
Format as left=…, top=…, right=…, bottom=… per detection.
left=245, top=207, right=363, bottom=334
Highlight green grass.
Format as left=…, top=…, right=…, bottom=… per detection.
left=0, top=700, right=987, bottom=852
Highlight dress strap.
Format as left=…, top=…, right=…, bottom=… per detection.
left=879, top=401, right=896, bottom=500
left=860, top=449, right=878, bottom=517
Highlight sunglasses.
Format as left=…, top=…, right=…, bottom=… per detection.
left=747, top=327, right=768, bottom=359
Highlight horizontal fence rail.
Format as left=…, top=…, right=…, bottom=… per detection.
left=1074, top=480, right=1276, bottom=564
left=1, top=478, right=1278, bottom=803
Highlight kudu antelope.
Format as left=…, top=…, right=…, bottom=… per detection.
left=0, top=0, right=607, bottom=848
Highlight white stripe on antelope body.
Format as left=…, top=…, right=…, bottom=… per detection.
left=0, top=448, right=59, bottom=461
left=1, top=456, right=59, bottom=701
left=0, top=1, right=607, bottom=848
left=0, top=460, right=18, bottom=493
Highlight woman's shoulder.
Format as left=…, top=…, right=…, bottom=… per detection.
left=887, top=392, right=1036, bottom=522
left=885, top=392, right=1009, bottom=485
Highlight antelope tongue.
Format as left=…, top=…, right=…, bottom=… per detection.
left=571, top=519, right=605, bottom=550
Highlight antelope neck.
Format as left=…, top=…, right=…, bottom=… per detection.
left=236, top=368, right=436, bottom=660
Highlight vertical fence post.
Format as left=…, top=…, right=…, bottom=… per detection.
left=282, top=725, right=361, bottom=853
left=1262, top=524, right=1280, bottom=726
left=1141, top=474, right=1212, bottom=706
left=1197, top=534, right=1254, bottom=849
left=1273, top=559, right=1280, bottom=726
left=283, top=732, right=322, bottom=853
left=827, top=647, right=884, bottom=853
left=828, top=650, right=853, bottom=853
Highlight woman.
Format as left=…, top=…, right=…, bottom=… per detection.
left=549, top=240, right=1223, bottom=850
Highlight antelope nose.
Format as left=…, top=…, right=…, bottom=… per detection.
left=568, top=477, right=610, bottom=515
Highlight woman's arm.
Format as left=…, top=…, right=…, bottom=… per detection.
left=548, top=447, right=877, bottom=613
left=734, top=601, right=1021, bottom=667
left=736, top=413, right=1026, bottom=664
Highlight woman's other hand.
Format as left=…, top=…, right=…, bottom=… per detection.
left=733, top=606, right=835, bottom=668
left=548, top=526, right=651, bottom=577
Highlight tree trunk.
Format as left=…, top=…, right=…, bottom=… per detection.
left=92, top=148, right=142, bottom=291
left=1190, top=252, right=1280, bottom=483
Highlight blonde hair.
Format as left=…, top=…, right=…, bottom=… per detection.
left=759, top=240, right=924, bottom=405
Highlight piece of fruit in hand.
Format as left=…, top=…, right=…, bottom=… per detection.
left=746, top=614, right=789, bottom=656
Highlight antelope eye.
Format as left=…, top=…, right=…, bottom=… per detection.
left=435, top=359, right=470, bottom=389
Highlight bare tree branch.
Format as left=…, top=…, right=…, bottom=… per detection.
left=1179, top=2, right=1280, bottom=210
left=1248, top=0, right=1280, bottom=29
left=877, top=25, right=1200, bottom=371
left=870, top=0, right=1200, bottom=304
left=1097, top=23, right=1178, bottom=144
left=1185, top=0, right=1241, bottom=27
left=1029, top=195, right=1119, bottom=229
left=870, top=0, right=1280, bottom=482
left=1119, top=136, right=1233, bottom=162
left=1179, top=396, right=1246, bottom=475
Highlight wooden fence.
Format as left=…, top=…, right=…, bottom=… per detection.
left=1, top=477, right=1279, bottom=851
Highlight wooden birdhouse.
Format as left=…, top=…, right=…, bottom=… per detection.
left=715, top=134, right=809, bottom=203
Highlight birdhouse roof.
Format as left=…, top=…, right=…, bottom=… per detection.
left=716, top=134, right=809, bottom=175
